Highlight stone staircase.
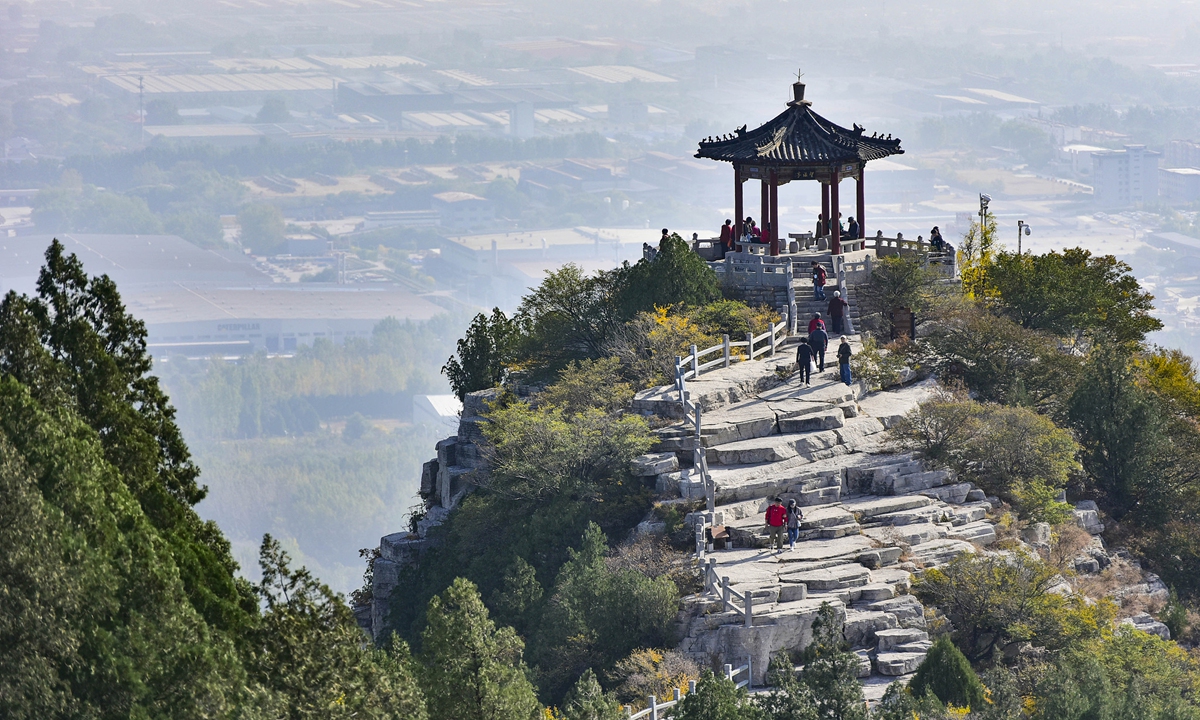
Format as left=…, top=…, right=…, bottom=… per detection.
left=633, top=340, right=998, bottom=698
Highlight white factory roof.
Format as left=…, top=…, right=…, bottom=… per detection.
left=104, top=73, right=337, bottom=94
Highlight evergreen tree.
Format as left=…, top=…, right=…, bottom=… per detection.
left=672, top=671, right=761, bottom=720
left=559, top=669, right=622, bottom=720
left=442, top=308, right=517, bottom=400
left=614, top=233, right=721, bottom=320
left=0, top=241, right=255, bottom=633
left=755, top=654, right=818, bottom=720
left=419, top=577, right=541, bottom=720
left=798, top=603, right=867, bottom=720
left=249, top=535, right=428, bottom=720
left=908, top=635, right=987, bottom=711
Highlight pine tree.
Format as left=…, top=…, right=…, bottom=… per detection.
left=908, top=635, right=987, bottom=711
left=559, top=669, right=622, bottom=720
left=797, top=603, right=867, bottom=720
left=419, top=577, right=541, bottom=720
left=672, top=671, right=760, bottom=720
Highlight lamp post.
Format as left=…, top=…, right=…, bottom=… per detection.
left=1017, top=220, right=1031, bottom=254
left=978, top=193, right=991, bottom=231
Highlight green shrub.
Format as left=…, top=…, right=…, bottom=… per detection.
left=908, top=635, right=987, bottom=711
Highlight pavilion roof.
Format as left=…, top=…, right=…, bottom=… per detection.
left=694, top=82, right=903, bottom=167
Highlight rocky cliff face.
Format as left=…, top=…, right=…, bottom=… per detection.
left=362, top=388, right=496, bottom=641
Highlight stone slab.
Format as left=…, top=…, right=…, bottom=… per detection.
left=876, top=652, right=927, bottom=676
left=781, top=563, right=871, bottom=590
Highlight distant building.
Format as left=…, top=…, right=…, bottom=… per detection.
left=0, top=234, right=446, bottom=358
left=432, top=192, right=494, bottom=229
left=1165, top=139, right=1200, bottom=169
left=360, top=210, right=441, bottom=230
left=1160, top=168, right=1200, bottom=205
left=1059, top=144, right=1109, bottom=174
left=285, top=237, right=332, bottom=256
left=412, top=395, right=462, bottom=434
left=519, top=159, right=622, bottom=197
left=1092, top=145, right=1159, bottom=207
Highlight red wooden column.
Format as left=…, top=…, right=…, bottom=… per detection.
left=856, top=169, right=866, bottom=239
left=734, top=165, right=743, bottom=244
left=830, top=165, right=841, bottom=255
left=820, top=181, right=830, bottom=237
left=760, top=175, right=769, bottom=244
left=769, top=169, right=779, bottom=256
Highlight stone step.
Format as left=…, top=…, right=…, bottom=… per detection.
left=875, top=651, right=927, bottom=676
left=916, top=482, right=973, bottom=504
left=842, top=495, right=934, bottom=520
left=876, top=627, right=930, bottom=652
left=862, top=522, right=947, bottom=547
left=780, top=563, right=871, bottom=590
left=909, top=538, right=976, bottom=567
left=896, top=640, right=933, bottom=653
left=872, top=505, right=948, bottom=527
left=948, top=504, right=988, bottom=526
left=865, top=595, right=926, bottom=628
left=855, top=583, right=897, bottom=602
left=888, top=470, right=954, bottom=495
left=853, top=650, right=873, bottom=678
left=947, top=521, right=997, bottom=546
left=844, top=609, right=900, bottom=648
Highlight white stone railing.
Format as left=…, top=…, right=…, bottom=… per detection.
left=674, top=316, right=792, bottom=385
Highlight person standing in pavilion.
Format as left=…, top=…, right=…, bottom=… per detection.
left=847, top=216, right=860, bottom=241
left=815, top=213, right=825, bottom=239
left=828, top=290, right=849, bottom=335
left=719, top=219, right=733, bottom=257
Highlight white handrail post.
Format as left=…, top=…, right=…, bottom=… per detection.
left=649, top=696, right=658, bottom=720
left=674, top=688, right=682, bottom=702
left=745, top=332, right=753, bottom=359
left=744, top=591, right=752, bottom=628
left=696, top=521, right=705, bottom=559
left=624, top=705, right=632, bottom=718
left=690, top=344, right=699, bottom=378
left=724, top=663, right=734, bottom=682
left=674, top=356, right=683, bottom=396
left=747, top=657, right=753, bottom=690
left=689, top=680, right=697, bottom=695
left=723, top=334, right=730, bottom=368
left=769, top=326, right=777, bottom=357
left=693, top=405, right=701, bottom=439
left=722, top=576, right=731, bottom=609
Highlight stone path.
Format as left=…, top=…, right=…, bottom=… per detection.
left=633, top=344, right=996, bottom=695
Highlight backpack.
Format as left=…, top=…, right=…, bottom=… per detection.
left=816, top=266, right=827, bottom=285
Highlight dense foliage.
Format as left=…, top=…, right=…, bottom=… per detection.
left=0, top=241, right=433, bottom=718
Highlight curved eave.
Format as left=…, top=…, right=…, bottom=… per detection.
left=694, top=104, right=903, bottom=166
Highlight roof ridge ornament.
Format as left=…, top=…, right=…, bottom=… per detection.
left=789, top=69, right=812, bottom=107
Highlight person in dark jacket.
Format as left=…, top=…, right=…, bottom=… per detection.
left=828, top=291, right=849, bottom=335
left=796, top=337, right=814, bottom=387
left=809, top=325, right=829, bottom=372
left=786, top=499, right=802, bottom=550
left=837, top=336, right=853, bottom=386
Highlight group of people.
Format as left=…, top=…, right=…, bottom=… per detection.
left=815, top=213, right=860, bottom=241
left=794, top=316, right=853, bottom=388
left=763, top=496, right=803, bottom=551
left=716, top=217, right=768, bottom=258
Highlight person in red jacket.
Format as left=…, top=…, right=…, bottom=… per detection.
left=807, top=312, right=826, bottom=335
left=765, top=496, right=787, bottom=551
left=719, top=219, right=733, bottom=257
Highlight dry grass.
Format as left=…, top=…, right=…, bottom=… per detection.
left=1047, top=523, right=1093, bottom=573
left=608, top=533, right=700, bottom=594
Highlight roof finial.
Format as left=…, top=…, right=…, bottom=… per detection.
left=789, top=70, right=811, bottom=107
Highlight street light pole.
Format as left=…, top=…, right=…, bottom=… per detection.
left=1017, top=220, right=1030, bottom=254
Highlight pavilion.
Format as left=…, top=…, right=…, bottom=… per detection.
left=695, top=78, right=904, bottom=256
